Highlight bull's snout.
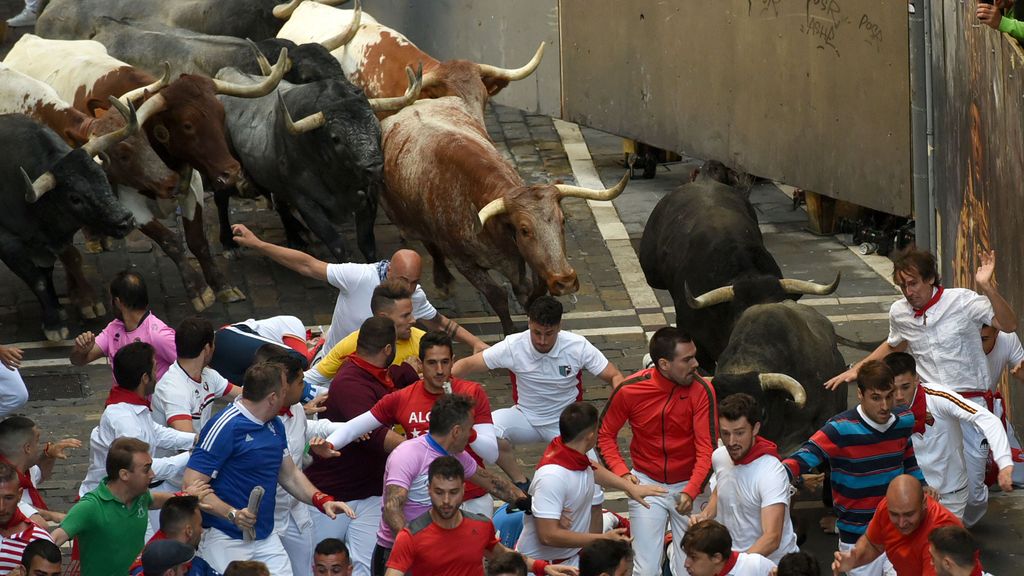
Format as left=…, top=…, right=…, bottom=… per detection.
left=153, top=174, right=180, bottom=199
left=547, top=272, right=580, bottom=296
left=215, top=169, right=239, bottom=189
left=361, top=160, right=384, bottom=181
left=110, top=213, right=137, bottom=238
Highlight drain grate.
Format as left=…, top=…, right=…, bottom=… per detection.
left=22, top=373, right=91, bottom=401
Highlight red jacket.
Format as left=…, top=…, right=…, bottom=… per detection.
left=597, top=368, right=718, bottom=500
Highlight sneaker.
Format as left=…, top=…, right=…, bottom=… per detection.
left=6, top=8, right=36, bottom=27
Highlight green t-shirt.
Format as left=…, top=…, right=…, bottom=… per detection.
left=61, top=478, right=152, bottom=576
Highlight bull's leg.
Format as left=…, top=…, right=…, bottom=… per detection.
left=271, top=196, right=310, bottom=251
left=140, top=220, right=215, bottom=312
left=0, top=235, right=67, bottom=341
left=213, top=187, right=240, bottom=257
left=354, top=193, right=378, bottom=263
left=182, top=203, right=246, bottom=303
left=290, top=194, right=348, bottom=261
left=57, top=245, right=105, bottom=320
left=454, top=262, right=515, bottom=335
left=423, top=242, right=455, bottom=299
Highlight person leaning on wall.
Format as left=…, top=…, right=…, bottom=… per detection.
left=978, top=0, right=1024, bottom=43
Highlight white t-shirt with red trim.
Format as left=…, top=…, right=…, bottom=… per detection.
left=482, top=331, right=608, bottom=425
left=516, top=462, right=595, bottom=565
left=723, top=552, right=776, bottom=575
left=152, top=362, right=233, bottom=433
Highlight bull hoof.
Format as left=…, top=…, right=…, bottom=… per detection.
left=83, top=240, right=104, bottom=254
left=78, top=302, right=107, bottom=319
left=43, top=326, right=70, bottom=342
left=216, top=287, right=246, bottom=303
left=222, top=248, right=243, bottom=261
left=190, top=287, right=216, bottom=312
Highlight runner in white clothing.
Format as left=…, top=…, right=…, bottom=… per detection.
left=981, top=325, right=1024, bottom=486
left=885, top=352, right=1013, bottom=519
left=453, top=296, right=623, bottom=495
left=825, top=249, right=1017, bottom=527
left=681, top=520, right=775, bottom=576
left=691, top=394, right=797, bottom=564
left=229, top=224, right=488, bottom=355
left=0, top=344, right=28, bottom=419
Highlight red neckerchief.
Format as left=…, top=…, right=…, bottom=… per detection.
left=105, top=386, right=150, bottom=409
left=970, top=550, right=983, bottom=576
left=130, top=530, right=169, bottom=573
left=348, top=355, right=395, bottom=391
left=733, top=437, right=779, bottom=465
left=717, top=551, right=740, bottom=576
left=536, top=437, right=593, bottom=471
left=2, top=505, right=30, bottom=532
left=911, top=384, right=929, bottom=435
left=913, top=285, right=944, bottom=318
left=0, top=456, right=47, bottom=510
left=278, top=406, right=293, bottom=418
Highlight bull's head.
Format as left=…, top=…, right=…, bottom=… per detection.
left=686, top=273, right=841, bottom=311
left=713, top=371, right=814, bottom=453
left=477, top=172, right=629, bottom=296
left=129, top=50, right=289, bottom=190
left=21, top=97, right=137, bottom=237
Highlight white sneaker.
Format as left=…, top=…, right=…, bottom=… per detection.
left=6, top=8, right=37, bottom=27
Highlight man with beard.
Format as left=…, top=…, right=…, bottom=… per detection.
left=383, top=456, right=575, bottom=576
left=0, top=462, right=51, bottom=574
left=690, top=394, right=797, bottom=564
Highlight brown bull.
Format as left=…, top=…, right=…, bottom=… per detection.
left=381, top=96, right=627, bottom=334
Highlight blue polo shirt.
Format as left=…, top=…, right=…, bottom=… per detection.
left=188, top=400, right=288, bottom=540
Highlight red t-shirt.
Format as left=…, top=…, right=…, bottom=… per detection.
left=865, top=496, right=961, bottom=576
left=387, top=512, right=498, bottom=576
left=371, top=378, right=493, bottom=499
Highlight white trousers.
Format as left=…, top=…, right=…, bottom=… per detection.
left=278, top=513, right=314, bottom=576
left=961, top=398, right=991, bottom=527
left=0, top=367, right=28, bottom=418
left=312, top=495, right=381, bottom=576
left=838, top=540, right=894, bottom=576
left=461, top=494, right=494, bottom=518
left=199, top=526, right=292, bottom=575
left=939, top=485, right=969, bottom=520
left=627, top=470, right=708, bottom=576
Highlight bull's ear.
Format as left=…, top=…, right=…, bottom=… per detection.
left=86, top=98, right=111, bottom=116
left=152, top=124, right=171, bottom=144
left=480, top=75, right=510, bottom=96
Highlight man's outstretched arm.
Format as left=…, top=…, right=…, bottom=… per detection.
left=231, top=224, right=328, bottom=281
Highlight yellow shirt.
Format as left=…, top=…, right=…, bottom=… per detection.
left=313, top=327, right=425, bottom=382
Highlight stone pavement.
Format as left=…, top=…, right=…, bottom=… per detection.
left=0, top=32, right=1021, bottom=563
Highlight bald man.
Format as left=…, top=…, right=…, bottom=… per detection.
left=832, top=475, right=961, bottom=575
left=231, top=225, right=487, bottom=356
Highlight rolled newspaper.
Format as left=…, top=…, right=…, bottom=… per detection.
left=242, top=486, right=265, bottom=542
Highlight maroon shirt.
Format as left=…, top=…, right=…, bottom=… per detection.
left=305, top=359, right=416, bottom=501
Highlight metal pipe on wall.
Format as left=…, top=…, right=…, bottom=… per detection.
left=909, top=1, right=935, bottom=253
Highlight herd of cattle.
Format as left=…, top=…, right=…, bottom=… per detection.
left=0, top=0, right=848, bottom=448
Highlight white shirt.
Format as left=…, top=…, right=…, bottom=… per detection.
left=323, top=262, right=437, bottom=352
left=887, top=288, right=995, bottom=392
left=80, top=401, right=195, bottom=496
left=710, top=446, right=798, bottom=564
left=910, top=382, right=1013, bottom=493
left=237, top=316, right=306, bottom=344
left=273, top=403, right=338, bottom=532
left=20, top=466, right=41, bottom=509
left=985, top=331, right=1024, bottom=392
left=516, top=463, right=595, bottom=565
left=482, top=331, right=609, bottom=424
left=152, top=362, right=233, bottom=432
left=724, top=552, right=776, bottom=576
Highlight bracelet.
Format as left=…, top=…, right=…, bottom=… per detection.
left=312, top=491, right=335, bottom=514
left=173, top=491, right=188, bottom=497
left=532, top=559, right=549, bottom=576
left=42, top=442, right=52, bottom=458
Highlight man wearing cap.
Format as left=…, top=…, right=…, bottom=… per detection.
left=141, top=540, right=205, bottom=576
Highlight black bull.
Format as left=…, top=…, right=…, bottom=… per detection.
left=713, top=300, right=849, bottom=454
left=217, top=69, right=383, bottom=262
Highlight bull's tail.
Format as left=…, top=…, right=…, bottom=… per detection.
left=835, top=334, right=884, bottom=351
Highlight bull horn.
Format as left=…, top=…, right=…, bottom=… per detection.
left=20, top=167, right=56, bottom=203
left=212, top=48, right=288, bottom=98
left=272, top=0, right=303, bottom=19
left=82, top=97, right=140, bottom=158
left=368, top=64, right=422, bottom=112
left=758, top=373, right=806, bottom=407
left=320, top=0, right=361, bottom=52
left=685, top=282, right=734, bottom=309
left=277, top=92, right=326, bottom=134
left=478, top=198, right=508, bottom=226
left=555, top=171, right=629, bottom=202
left=476, top=42, right=545, bottom=81
left=317, top=0, right=351, bottom=5
left=118, top=61, right=171, bottom=106
left=134, top=92, right=169, bottom=126
left=246, top=39, right=274, bottom=76
left=779, top=272, right=841, bottom=296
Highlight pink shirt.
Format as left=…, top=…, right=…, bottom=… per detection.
left=377, top=435, right=478, bottom=547
left=95, top=312, right=177, bottom=382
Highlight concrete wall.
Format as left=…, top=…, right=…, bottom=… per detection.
left=365, top=0, right=561, bottom=116
left=559, top=0, right=913, bottom=216
left=929, top=2, right=1024, bottom=419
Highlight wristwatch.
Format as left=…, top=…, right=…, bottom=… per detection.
left=227, top=509, right=238, bottom=523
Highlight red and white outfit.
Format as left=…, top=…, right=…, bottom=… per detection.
left=597, top=367, right=717, bottom=576
left=886, top=286, right=996, bottom=525
left=984, top=330, right=1024, bottom=486
left=516, top=438, right=596, bottom=566
left=715, top=551, right=776, bottom=576
left=0, top=508, right=52, bottom=573
left=323, top=377, right=498, bottom=516
left=710, top=438, right=797, bottom=564
left=906, top=382, right=1011, bottom=519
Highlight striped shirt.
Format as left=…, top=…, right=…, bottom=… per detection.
left=0, top=522, right=52, bottom=573
left=782, top=406, right=924, bottom=543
